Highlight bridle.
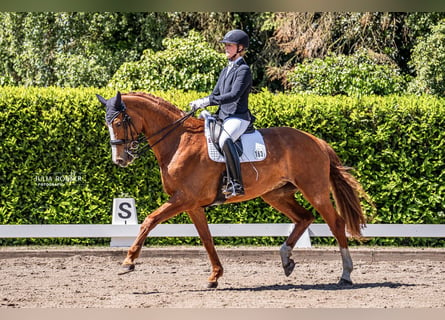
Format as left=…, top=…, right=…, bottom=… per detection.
left=109, top=107, right=196, bottom=160
left=109, top=112, right=143, bottom=159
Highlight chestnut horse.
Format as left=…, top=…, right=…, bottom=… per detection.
left=97, top=91, right=368, bottom=288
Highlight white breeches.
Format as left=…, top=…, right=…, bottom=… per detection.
left=218, top=117, right=250, bottom=149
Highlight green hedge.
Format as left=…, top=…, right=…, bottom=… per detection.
left=0, top=87, right=444, bottom=246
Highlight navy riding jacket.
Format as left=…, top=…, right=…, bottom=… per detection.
left=208, top=57, right=253, bottom=122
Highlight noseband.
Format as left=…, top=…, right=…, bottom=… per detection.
left=109, top=108, right=195, bottom=159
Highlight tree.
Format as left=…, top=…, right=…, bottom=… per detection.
left=0, top=12, right=171, bottom=87
left=266, top=12, right=445, bottom=88
left=0, top=13, right=58, bottom=86
left=286, top=49, right=409, bottom=96
left=409, top=19, right=445, bottom=96
left=162, top=12, right=278, bottom=90
left=1, top=12, right=445, bottom=93
left=108, top=31, right=226, bottom=92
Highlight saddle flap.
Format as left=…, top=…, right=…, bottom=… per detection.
left=208, top=116, right=223, bottom=155
left=207, top=116, right=243, bottom=157
left=200, top=110, right=266, bottom=163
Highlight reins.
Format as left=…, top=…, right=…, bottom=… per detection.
left=146, top=109, right=196, bottom=149
left=115, top=108, right=196, bottom=158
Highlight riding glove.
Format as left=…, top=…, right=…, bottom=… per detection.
left=189, top=97, right=210, bottom=111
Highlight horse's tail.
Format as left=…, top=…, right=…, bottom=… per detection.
left=324, top=142, right=371, bottom=238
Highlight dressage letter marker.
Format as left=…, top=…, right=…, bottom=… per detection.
left=110, top=198, right=138, bottom=247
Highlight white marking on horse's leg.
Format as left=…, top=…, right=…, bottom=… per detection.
left=280, top=242, right=292, bottom=265
left=280, top=242, right=295, bottom=276
left=108, top=124, right=117, bottom=163
left=339, top=247, right=353, bottom=284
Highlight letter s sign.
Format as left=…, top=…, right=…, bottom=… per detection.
left=118, top=202, right=132, bottom=219
left=112, top=198, right=137, bottom=225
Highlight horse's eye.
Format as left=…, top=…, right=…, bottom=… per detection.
left=116, top=122, right=122, bottom=127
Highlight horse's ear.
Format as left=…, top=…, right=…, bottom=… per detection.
left=96, top=94, right=107, bottom=106
left=115, top=91, right=122, bottom=107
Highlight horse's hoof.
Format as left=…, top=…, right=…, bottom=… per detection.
left=338, top=278, right=353, bottom=286
left=283, top=259, right=296, bottom=277
left=207, top=281, right=218, bottom=289
left=118, top=264, right=135, bottom=275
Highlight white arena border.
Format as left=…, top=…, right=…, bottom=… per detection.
left=3, top=199, right=441, bottom=246
left=0, top=223, right=443, bottom=238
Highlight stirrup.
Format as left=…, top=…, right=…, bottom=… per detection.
left=222, top=180, right=244, bottom=198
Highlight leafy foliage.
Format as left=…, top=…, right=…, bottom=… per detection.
left=0, top=12, right=170, bottom=87
left=3, top=12, right=445, bottom=94
left=0, top=87, right=443, bottom=246
left=108, top=31, right=226, bottom=92
left=267, top=13, right=445, bottom=83
left=409, top=20, right=445, bottom=96
left=286, top=49, right=410, bottom=96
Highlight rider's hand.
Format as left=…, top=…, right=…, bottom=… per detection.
left=189, top=97, right=210, bottom=111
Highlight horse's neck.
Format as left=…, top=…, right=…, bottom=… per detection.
left=135, top=100, right=185, bottom=164
left=143, top=110, right=180, bottom=137
left=126, top=95, right=181, bottom=137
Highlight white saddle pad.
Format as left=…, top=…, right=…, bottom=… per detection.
left=200, top=110, right=267, bottom=163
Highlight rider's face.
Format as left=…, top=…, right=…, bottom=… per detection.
left=224, top=43, right=240, bottom=60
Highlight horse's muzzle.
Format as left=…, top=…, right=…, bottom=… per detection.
left=114, top=154, right=134, bottom=167
left=115, top=158, right=128, bottom=167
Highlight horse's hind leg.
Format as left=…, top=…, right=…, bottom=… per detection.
left=187, top=207, right=223, bottom=288
left=303, top=190, right=354, bottom=285
left=261, top=184, right=315, bottom=277
left=314, top=200, right=353, bottom=285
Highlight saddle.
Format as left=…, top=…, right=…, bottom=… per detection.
left=200, top=110, right=267, bottom=163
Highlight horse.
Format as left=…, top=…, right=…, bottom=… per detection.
left=96, top=91, right=370, bottom=288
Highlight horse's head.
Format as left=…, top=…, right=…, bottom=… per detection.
left=97, top=92, right=143, bottom=167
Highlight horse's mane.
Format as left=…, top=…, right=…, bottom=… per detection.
left=124, top=92, right=185, bottom=116
left=124, top=91, right=203, bottom=131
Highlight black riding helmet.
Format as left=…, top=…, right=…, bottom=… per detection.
left=220, top=29, right=249, bottom=49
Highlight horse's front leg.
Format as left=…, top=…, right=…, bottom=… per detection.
left=122, top=200, right=185, bottom=272
left=187, top=208, right=223, bottom=288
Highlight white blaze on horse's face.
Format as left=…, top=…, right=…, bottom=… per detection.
left=107, top=123, right=118, bottom=164
left=107, top=121, right=135, bottom=167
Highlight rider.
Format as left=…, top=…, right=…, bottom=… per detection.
left=190, top=29, right=254, bottom=198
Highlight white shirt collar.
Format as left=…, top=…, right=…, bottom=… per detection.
left=229, top=56, right=243, bottom=66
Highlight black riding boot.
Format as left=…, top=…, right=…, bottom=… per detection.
left=222, top=139, right=244, bottom=198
